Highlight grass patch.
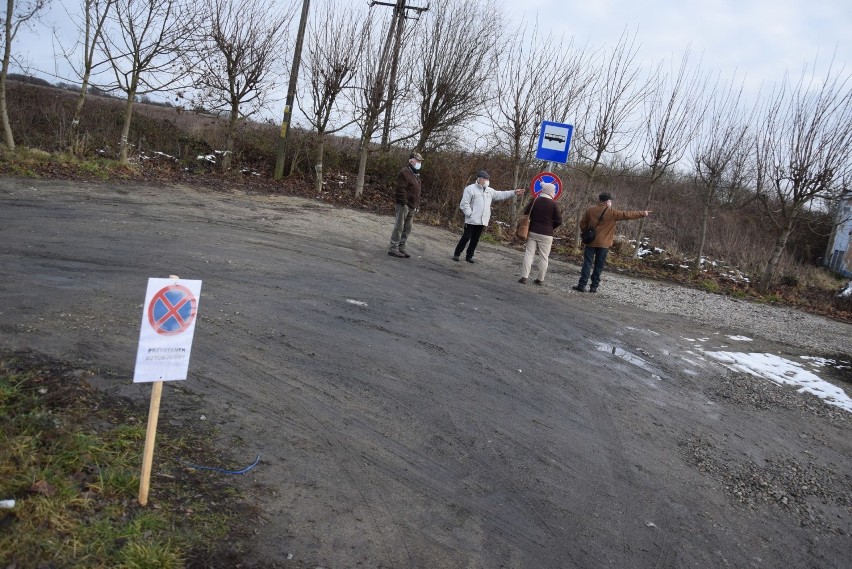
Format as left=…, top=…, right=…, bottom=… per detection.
left=699, top=279, right=722, bottom=294
left=0, top=352, right=257, bottom=568
left=0, top=146, right=138, bottom=180
left=479, top=231, right=500, bottom=244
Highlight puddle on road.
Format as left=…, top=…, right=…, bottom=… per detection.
left=594, top=342, right=663, bottom=381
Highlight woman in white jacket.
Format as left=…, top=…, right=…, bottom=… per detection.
left=453, top=170, right=525, bottom=263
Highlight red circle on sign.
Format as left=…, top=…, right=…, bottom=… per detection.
left=529, top=172, right=564, bottom=200
left=147, top=284, right=198, bottom=336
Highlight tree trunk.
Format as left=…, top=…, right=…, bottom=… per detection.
left=694, top=186, right=713, bottom=271
left=415, top=129, right=428, bottom=154
left=314, top=134, right=325, bottom=194
left=223, top=103, right=239, bottom=170
left=632, top=179, right=657, bottom=259
left=71, top=70, right=91, bottom=139
left=355, top=140, right=369, bottom=197
left=510, top=160, right=522, bottom=219
left=119, top=93, right=136, bottom=162
left=1, top=0, right=15, bottom=150
left=758, top=218, right=795, bottom=292
left=573, top=186, right=588, bottom=248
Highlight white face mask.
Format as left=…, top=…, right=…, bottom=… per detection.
left=480, top=179, right=489, bottom=188
left=412, top=161, right=422, bottom=171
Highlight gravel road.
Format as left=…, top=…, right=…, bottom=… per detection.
left=1, top=178, right=849, bottom=568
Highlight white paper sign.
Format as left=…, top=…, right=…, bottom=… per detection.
left=133, top=277, right=202, bottom=383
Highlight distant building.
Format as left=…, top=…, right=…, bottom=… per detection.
left=825, top=193, right=852, bottom=277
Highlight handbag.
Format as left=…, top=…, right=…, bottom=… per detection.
left=581, top=206, right=609, bottom=244
left=515, top=197, right=537, bottom=239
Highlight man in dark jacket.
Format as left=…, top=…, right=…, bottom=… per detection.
left=573, top=193, right=650, bottom=293
left=388, top=152, right=423, bottom=258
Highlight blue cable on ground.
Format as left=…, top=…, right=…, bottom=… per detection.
left=176, top=454, right=261, bottom=475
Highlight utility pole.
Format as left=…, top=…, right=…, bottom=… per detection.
left=355, top=0, right=428, bottom=196
left=274, top=0, right=311, bottom=180
left=371, top=0, right=429, bottom=150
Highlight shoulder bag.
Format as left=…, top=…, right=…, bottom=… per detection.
left=515, top=197, right=537, bottom=240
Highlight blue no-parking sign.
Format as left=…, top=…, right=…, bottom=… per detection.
left=535, top=121, right=573, bottom=164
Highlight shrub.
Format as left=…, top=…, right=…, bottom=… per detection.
left=699, top=279, right=721, bottom=293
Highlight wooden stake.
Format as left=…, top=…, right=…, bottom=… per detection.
left=138, top=380, right=164, bottom=506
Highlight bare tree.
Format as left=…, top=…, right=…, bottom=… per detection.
left=632, top=49, right=705, bottom=257
left=409, top=0, right=500, bottom=152
left=489, top=21, right=590, bottom=194
left=61, top=0, right=115, bottom=145
left=755, top=59, right=852, bottom=290
left=1, top=0, right=51, bottom=149
left=98, top=0, right=190, bottom=162
left=571, top=29, right=650, bottom=245
left=351, top=5, right=400, bottom=197
left=185, top=0, right=291, bottom=170
left=301, top=0, right=368, bottom=192
left=690, top=75, right=750, bottom=270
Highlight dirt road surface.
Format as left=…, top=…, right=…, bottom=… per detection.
left=1, top=178, right=850, bottom=568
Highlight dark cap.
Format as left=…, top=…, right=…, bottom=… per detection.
left=599, top=192, right=613, bottom=202
left=476, top=170, right=490, bottom=179
left=409, top=152, right=423, bottom=161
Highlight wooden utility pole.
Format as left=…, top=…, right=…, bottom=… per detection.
left=355, top=0, right=428, bottom=196
left=274, top=0, right=311, bottom=180
left=371, top=0, right=429, bottom=149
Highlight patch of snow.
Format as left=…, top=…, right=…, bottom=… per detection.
left=705, top=351, right=852, bottom=413
left=726, top=335, right=753, bottom=342
left=346, top=299, right=368, bottom=307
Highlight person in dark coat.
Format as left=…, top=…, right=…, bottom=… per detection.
left=388, top=152, right=423, bottom=258
left=518, top=183, right=562, bottom=285
left=573, top=192, right=650, bottom=292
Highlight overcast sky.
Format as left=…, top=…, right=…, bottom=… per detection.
left=10, top=0, right=852, bottom=116
left=505, top=0, right=850, bottom=93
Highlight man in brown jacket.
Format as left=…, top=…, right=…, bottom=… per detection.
left=573, top=192, right=650, bottom=293
left=388, top=152, right=423, bottom=258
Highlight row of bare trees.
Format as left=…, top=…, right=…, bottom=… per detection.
left=2, top=0, right=851, bottom=287
left=2, top=0, right=293, bottom=164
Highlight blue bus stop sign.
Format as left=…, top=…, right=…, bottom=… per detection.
left=535, top=121, right=573, bottom=164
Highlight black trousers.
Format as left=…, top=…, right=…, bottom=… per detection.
left=454, top=224, right=485, bottom=259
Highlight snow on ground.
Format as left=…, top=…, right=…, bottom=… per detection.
left=705, top=351, right=852, bottom=413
